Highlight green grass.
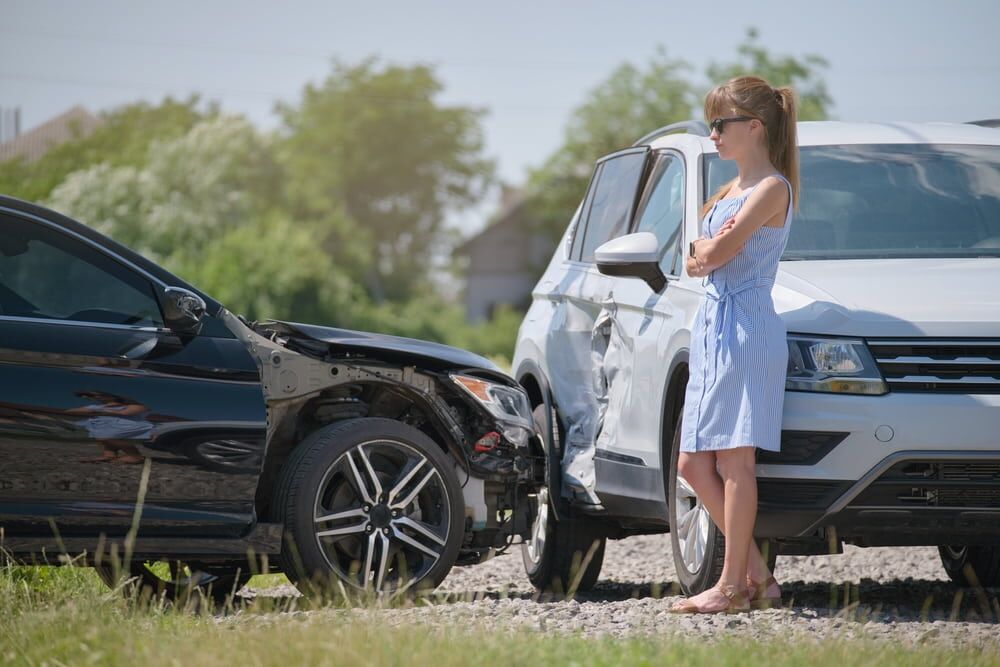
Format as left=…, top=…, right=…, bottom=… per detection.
left=1, top=564, right=998, bottom=666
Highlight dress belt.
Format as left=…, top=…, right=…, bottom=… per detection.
left=699, top=274, right=775, bottom=394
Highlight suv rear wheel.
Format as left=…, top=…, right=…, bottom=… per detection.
left=938, top=545, right=1000, bottom=587
left=521, top=404, right=606, bottom=595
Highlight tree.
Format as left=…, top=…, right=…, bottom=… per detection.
left=523, top=46, right=698, bottom=244
left=46, top=115, right=279, bottom=263
left=704, top=26, right=833, bottom=121
left=0, top=96, right=216, bottom=203
left=276, top=58, right=496, bottom=302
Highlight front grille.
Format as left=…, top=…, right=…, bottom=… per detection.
left=849, top=460, right=1000, bottom=508
left=867, top=338, right=1000, bottom=394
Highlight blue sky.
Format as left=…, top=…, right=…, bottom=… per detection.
left=2, top=0, right=998, bottom=226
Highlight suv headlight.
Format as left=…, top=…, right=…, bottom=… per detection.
left=786, top=335, right=887, bottom=395
left=450, top=374, right=534, bottom=446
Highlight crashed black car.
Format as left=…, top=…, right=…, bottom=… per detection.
left=0, top=195, right=541, bottom=598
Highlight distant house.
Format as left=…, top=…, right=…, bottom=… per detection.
left=0, top=106, right=102, bottom=164
left=456, top=185, right=556, bottom=323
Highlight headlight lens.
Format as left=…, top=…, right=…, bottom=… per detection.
left=450, top=374, right=534, bottom=445
left=786, top=335, right=887, bottom=395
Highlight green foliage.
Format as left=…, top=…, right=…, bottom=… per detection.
left=523, top=46, right=696, bottom=245
left=522, top=34, right=833, bottom=245
left=704, top=27, right=833, bottom=122
left=277, top=58, right=496, bottom=303
left=0, top=95, right=215, bottom=203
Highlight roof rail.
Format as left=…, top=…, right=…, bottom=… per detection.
left=632, top=120, right=710, bottom=146
left=967, top=118, right=1000, bottom=128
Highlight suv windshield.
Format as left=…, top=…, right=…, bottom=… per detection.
left=704, top=143, right=1000, bottom=259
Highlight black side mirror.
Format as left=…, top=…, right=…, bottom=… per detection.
left=594, top=232, right=668, bottom=293
left=162, top=287, right=206, bottom=334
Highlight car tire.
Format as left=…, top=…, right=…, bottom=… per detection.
left=521, top=404, right=606, bottom=595
left=667, top=410, right=776, bottom=595
left=94, top=561, right=250, bottom=604
left=938, top=545, right=1000, bottom=587
left=274, top=417, right=464, bottom=597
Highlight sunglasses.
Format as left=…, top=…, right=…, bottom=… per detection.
left=709, top=115, right=757, bottom=134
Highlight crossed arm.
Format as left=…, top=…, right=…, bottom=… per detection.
left=685, top=176, right=789, bottom=278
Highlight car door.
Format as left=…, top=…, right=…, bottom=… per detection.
left=544, top=147, right=650, bottom=504
left=0, top=210, right=266, bottom=539
left=591, top=150, right=689, bottom=514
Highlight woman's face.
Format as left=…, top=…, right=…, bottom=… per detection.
left=708, top=108, right=763, bottom=160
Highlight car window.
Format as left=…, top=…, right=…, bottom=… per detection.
left=571, top=162, right=604, bottom=261
left=579, top=150, right=648, bottom=263
left=632, top=153, right=685, bottom=275
left=704, top=143, right=1000, bottom=259
left=0, top=214, right=164, bottom=327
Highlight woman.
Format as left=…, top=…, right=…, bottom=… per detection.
left=669, top=76, right=800, bottom=614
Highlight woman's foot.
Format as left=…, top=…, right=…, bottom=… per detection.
left=668, top=583, right=750, bottom=614
left=746, top=574, right=782, bottom=608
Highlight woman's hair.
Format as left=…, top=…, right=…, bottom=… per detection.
left=700, top=75, right=800, bottom=221
left=75, top=390, right=133, bottom=405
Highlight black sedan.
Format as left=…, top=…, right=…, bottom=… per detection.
left=0, top=195, right=542, bottom=600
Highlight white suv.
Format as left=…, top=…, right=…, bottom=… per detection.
left=513, top=120, right=1000, bottom=595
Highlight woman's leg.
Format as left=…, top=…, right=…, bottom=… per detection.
left=676, top=450, right=772, bottom=581
left=713, top=446, right=759, bottom=589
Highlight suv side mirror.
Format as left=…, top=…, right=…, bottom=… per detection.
left=162, top=287, right=206, bottom=334
left=594, top=232, right=668, bottom=293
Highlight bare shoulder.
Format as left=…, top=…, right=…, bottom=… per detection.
left=746, top=175, right=790, bottom=227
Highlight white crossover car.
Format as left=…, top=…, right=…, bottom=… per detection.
left=512, top=120, right=1000, bottom=595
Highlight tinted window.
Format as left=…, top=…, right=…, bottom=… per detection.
left=0, top=215, right=164, bottom=326
left=571, top=162, right=603, bottom=261
left=579, top=150, right=647, bottom=262
left=704, top=144, right=1000, bottom=259
left=633, top=153, right=685, bottom=275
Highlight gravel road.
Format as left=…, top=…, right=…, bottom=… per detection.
left=242, top=534, right=1000, bottom=648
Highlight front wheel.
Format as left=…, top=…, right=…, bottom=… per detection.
left=274, top=418, right=464, bottom=597
left=667, top=410, right=776, bottom=595
left=521, top=404, right=606, bottom=595
left=939, top=545, right=1000, bottom=587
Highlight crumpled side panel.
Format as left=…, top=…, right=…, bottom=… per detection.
left=544, top=292, right=603, bottom=505
left=594, top=294, right=634, bottom=455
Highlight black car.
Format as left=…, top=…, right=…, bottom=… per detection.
left=0, top=195, right=541, bottom=599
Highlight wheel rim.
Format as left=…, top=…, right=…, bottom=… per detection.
left=525, top=487, right=549, bottom=565
left=673, top=472, right=710, bottom=573
left=312, top=439, right=451, bottom=594
left=942, top=545, right=967, bottom=560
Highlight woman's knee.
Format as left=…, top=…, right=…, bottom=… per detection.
left=677, top=451, right=717, bottom=481
left=715, top=447, right=757, bottom=481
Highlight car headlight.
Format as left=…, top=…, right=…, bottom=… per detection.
left=450, top=374, right=534, bottom=446
left=786, top=335, right=887, bottom=395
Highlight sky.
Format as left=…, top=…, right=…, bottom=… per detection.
left=2, top=0, right=998, bottom=230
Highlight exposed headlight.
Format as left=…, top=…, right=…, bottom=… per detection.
left=450, top=374, right=534, bottom=446
left=786, top=335, right=887, bottom=395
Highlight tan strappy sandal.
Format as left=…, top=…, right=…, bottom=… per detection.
left=746, top=574, right=782, bottom=609
left=668, top=583, right=750, bottom=614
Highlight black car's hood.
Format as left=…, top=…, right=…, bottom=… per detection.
left=266, top=320, right=502, bottom=374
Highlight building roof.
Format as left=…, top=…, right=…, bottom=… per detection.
left=0, top=106, right=102, bottom=164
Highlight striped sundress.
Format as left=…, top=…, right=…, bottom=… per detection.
left=679, top=172, right=794, bottom=453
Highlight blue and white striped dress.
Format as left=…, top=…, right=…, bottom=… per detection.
left=679, top=173, right=794, bottom=453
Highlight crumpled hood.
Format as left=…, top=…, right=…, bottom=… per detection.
left=270, top=320, right=502, bottom=373
left=773, top=258, right=1000, bottom=338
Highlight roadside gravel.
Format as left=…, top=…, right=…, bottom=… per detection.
left=241, top=534, right=1000, bottom=647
